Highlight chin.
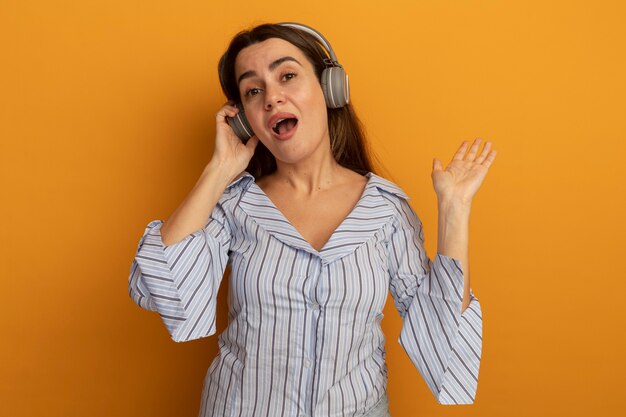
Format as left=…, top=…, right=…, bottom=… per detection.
left=271, top=148, right=311, bottom=166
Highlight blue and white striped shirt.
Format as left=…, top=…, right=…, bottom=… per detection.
left=129, top=171, right=482, bottom=417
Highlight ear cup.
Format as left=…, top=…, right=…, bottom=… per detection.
left=226, top=105, right=255, bottom=142
left=321, top=66, right=349, bottom=108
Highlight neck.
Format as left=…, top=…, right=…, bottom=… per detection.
left=273, top=147, right=342, bottom=195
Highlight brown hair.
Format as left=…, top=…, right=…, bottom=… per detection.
left=218, top=23, right=377, bottom=179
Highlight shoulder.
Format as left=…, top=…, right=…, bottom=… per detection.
left=366, top=173, right=411, bottom=201
left=217, top=171, right=255, bottom=210
left=365, top=173, right=422, bottom=227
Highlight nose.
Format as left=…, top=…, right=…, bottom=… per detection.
left=264, top=83, right=284, bottom=111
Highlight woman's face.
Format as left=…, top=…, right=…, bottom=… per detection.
left=234, top=37, right=330, bottom=166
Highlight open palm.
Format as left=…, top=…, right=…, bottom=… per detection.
left=432, top=138, right=497, bottom=205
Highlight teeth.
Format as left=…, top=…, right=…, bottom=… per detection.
left=271, top=118, right=285, bottom=130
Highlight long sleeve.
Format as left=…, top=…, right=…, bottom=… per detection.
left=128, top=202, right=231, bottom=343
left=387, top=198, right=483, bottom=404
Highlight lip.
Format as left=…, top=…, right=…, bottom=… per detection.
left=267, top=112, right=298, bottom=141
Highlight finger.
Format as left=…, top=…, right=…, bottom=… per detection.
left=216, top=106, right=237, bottom=119
left=246, top=136, right=259, bottom=151
left=451, top=141, right=470, bottom=161
left=216, top=104, right=240, bottom=122
left=475, top=141, right=492, bottom=164
left=465, top=138, right=483, bottom=161
left=432, top=158, right=443, bottom=172
left=482, top=150, right=497, bottom=168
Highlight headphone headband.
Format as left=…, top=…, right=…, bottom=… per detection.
left=277, top=22, right=341, bottom=67
left=276, top=22, right=350, bottom=109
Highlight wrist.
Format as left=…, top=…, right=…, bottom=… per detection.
left=438, top=197, right=472, bottom=215
left=202, top=160, right=239, bottom=189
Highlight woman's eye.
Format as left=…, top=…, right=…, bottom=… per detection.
left=283, top=72, right=297, bottom=81
left=245, top=87, right=262, bottom=97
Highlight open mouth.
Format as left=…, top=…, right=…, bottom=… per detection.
left=271, top=118, right=298, bottom=135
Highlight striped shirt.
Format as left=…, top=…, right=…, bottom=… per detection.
left=128, top=171, right=482, bottom=417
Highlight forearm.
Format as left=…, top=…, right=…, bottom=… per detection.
left=160, top=161, right=237, bottom=247
left=436, top=199, right=472, bottom=312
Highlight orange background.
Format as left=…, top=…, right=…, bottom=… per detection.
left=2, top=1, right=625, bottom=416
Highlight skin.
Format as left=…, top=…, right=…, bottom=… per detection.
left=160, top=37, right=497, bottom=313
left=433, top=139, right=496, bottom=311
left=232, top=38, right=368, bottom=252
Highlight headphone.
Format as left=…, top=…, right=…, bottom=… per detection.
left=224, top=22, right=350, bottom=142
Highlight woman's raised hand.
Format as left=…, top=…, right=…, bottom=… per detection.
left=431, top=138, right=497, bottom=206
left=210, top=102, right=259, bottom=180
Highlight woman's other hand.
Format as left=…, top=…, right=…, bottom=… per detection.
left=431, top=138, right=497, bottom=206
left=210, top=102, right=259, bottom=182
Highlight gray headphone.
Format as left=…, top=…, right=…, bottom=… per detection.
left=225, top=22, right=350, bottom=142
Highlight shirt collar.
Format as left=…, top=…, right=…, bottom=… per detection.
left=229, top=171, right=410, bottom=199
left=226, top=171, right=255, bottom=189
left=231, top=171, right=407, bottom=263
left=364, top=172, right=410, bottom=200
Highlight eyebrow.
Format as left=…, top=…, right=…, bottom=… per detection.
left=237, top=56, right=302, bottom=85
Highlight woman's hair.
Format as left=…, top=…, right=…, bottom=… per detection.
left=218, top=23, right=377, bottom=179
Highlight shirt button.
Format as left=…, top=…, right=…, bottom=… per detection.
left=304, top=358, right=311, bottom=368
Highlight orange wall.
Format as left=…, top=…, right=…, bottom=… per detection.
left=2, top=1, right=625, bottom=416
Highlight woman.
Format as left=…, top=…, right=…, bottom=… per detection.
left=129, top=22, right=496, bottom=417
